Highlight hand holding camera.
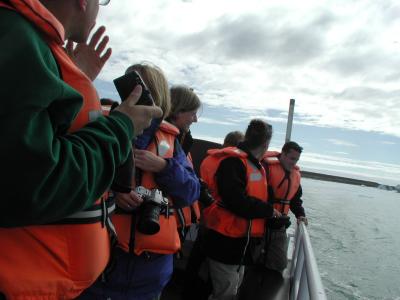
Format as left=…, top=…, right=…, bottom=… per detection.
left=135, top=186, right=169, bottom=235
left=113, top=70, right=155, bottom=106
left=114, top=70, right=162, bottom=135
left=114, top=85, right=162, bottom=136
left=114, top=191, right=143, bottom=212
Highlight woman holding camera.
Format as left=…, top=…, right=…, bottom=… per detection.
left=78, top=63, right=200, bottom=300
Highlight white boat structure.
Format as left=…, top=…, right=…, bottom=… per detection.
left=290, top=223, right=326, bottom=299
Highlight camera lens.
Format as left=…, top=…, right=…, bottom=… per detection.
left=137, top=201, right=161, bottom=235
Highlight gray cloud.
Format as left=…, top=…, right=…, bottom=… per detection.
left=96, top=1, right=400, bottom=138
left=325, top=47, right=381, bottom=76
left=335, top=86, right=400, bottom=102
left=175, top=10, right=335, bottom=66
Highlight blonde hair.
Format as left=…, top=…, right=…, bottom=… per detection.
left=125, top=63, right=170, bottom=119
left=168, top=85, right=201, bottom=120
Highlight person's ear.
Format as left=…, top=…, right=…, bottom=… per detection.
left=265, top=140, right=271, bottom=150
left=78, top=0, right=88, bottom=11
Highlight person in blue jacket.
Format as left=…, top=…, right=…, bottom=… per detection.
left=78, top=63, right=200, bottom=300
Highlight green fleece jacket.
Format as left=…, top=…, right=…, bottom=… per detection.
left=0, top=9, right=134, bottom=226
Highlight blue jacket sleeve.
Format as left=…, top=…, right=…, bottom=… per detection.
left=155, top=142, right=200, bottom=208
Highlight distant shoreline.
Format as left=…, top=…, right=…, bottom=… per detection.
left=191, top=138, right=393, bottom=189
left=301, top=170, right=379, bottom=187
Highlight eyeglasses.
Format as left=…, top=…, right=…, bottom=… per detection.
left=99, top=0, right=110, bottom=6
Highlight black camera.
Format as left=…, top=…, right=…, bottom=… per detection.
left=268, top=215, right=291, bottom=230
left=113, top=70, right=154, bottom=106
left=135, top=186, right=169, bottom=235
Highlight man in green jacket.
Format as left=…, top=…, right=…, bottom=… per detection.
left=0, top=0, right=162, bottom=298
left=0, top=0, right=162, bottom=225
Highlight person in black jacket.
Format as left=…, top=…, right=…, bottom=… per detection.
left=181, top=130, right=245, bottom=300
left=202, top=120, right=281, bottom=300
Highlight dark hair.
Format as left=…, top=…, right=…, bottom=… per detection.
left=100, top=98, right=119, bottom=111
left=244, top=119, right=272, bottom=150
left=223, top=131, right=244, bottom=147
left=282, top=141, right=303, bottom=154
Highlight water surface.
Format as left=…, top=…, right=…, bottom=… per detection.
left=302, top=179, right=400, bottom=300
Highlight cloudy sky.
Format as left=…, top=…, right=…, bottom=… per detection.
left=94, top=0, right=400, bottom=186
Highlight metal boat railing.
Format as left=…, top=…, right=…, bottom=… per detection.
left=289, top=222, right=327, bottom=300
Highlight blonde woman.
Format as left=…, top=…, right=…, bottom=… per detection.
left=79, top=64, right=200, bottom=300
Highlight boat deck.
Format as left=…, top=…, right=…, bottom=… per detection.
left=238, top=266, right=291, bottom=300
left=161, top=228, right=293, bottom=300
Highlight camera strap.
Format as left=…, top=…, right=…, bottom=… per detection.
left=128, top=212, right=137, bottom=254
left=175, top=208, right=187, bottom=242
left=237, top=219, right=252, bottom=272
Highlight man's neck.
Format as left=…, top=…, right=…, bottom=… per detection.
left=39, top=0, right=72, bottom=40
left=249, top=148, right=263, bottom=161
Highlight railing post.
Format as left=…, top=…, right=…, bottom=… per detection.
left=291, top=224, right=301, bottom=278
left=298, top=263, right=310, bottom=299
left=290, top=232, right=304, bottom=300
left=300, top=223, right=327, bottom=299
left=285, top=99, right=295, bottom=143
left=290, top=223, right=327, bottom=300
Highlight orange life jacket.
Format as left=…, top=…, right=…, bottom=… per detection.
left=262, top=151, right=301, bottom=214
left=199, top=148, right=231, bottom=196
left=202, top=147, right=268, bottom=238
left=0, top=1, right=111, bottom=299
left=112, top=121, right=183, bottom=255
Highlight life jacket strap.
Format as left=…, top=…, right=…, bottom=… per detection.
left=115, top=206, right=175, bottom=216
left=161, top=206, right=175, bottom=217
left=176, top=208, right=186, bottom=242
left=53, top=200, right=116, bottom=224
left=100, top=196, right=118, bottom=283
left=216, top=200, right=227, bottom=209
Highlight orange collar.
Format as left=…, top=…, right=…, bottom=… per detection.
left=1, top=0, right=65, bottom=44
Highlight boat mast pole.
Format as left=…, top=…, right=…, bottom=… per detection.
left=285, top=99, right=295, bottom=143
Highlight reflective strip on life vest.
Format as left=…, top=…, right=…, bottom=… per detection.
left=52, top=201, right=116, bottom=225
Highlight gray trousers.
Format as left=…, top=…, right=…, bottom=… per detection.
left=207, top=258, right=245, bottom=300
